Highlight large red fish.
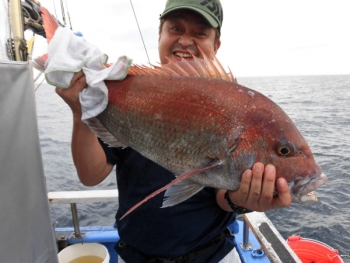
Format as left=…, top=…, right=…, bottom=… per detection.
left=40, top=7, right=327, bottom=219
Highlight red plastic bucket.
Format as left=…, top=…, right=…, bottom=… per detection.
left=287, top=235, right=343, bottom=263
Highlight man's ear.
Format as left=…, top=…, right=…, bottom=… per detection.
left=214, top=39, right=221, bottom=54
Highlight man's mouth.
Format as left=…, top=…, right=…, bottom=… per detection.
left=174, top=51, right=193, bottom=59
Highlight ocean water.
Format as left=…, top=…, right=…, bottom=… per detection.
left=35, top=75, right=350, bottom=258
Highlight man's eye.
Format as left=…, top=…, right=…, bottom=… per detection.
left=170, top=27, right=181, bottom=32
left=196, top=32, right=207, bottom=36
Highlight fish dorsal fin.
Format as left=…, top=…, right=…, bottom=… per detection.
left=128, top=47, right=237, bottom=83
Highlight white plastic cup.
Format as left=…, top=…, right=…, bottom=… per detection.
left=58, top=243, right=110, bottom=263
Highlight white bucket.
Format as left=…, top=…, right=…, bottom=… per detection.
left=58, top=243, right=110, bottom=263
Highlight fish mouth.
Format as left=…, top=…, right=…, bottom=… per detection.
left=290, top=173, right=328, bottom=204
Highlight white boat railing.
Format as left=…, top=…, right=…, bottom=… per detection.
left=48, top=189, right=119, bottom=238
left=48, top=189, right=119, bottom=204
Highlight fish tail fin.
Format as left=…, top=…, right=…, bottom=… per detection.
left=119, top=160, right=223, bottom=220
left=40, top=7, right=59, bottom=43
left=32, top=53, right=48, bottom=72
left=31, top=7, right=58, bottom=70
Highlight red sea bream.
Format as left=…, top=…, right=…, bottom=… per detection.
left=40, top=7, right=327, bottom=219
left=85, top=53, right=328, bottom=219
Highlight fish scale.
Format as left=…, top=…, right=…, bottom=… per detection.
left=98, top=75, right=234, bottom=171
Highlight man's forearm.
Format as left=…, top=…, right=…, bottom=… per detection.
left=71, top=118, right=113, bottom=186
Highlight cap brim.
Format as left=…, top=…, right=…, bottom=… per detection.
left=160, top=6, right=219, bottom=29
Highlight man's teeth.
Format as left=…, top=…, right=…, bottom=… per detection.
left=175, top=52, right=193, bottom=58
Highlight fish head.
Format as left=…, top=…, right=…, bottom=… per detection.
left=227, top=97, right=328, bottom=204
left=273, top=113, right=328, bottom=203
left=264, top=134, right=328, bottom=204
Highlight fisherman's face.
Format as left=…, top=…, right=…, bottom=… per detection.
left=158, top=10, right=221, bottom=64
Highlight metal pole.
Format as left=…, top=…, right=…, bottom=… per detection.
left=9, top=0, right=26, bottom=61
left=70, top=203, right=82, bottom=238
left=243, top=218, right=250, bottom=248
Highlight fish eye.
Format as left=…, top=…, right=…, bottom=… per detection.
left=276, top=141, right=294, bottom=156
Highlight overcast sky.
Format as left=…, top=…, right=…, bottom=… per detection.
left=36, top=0, right=350, bottom=77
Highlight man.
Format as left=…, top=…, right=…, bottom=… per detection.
left=56, top=0, right=292, bottom=262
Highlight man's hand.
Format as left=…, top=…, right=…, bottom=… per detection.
left=55, top=71, right=86, bottom=119
left=226, top=162, right=292, bottom=212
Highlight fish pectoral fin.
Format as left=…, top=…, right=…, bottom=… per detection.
left=119, top=160, right=222, bottom=220
left=84, top=117, right=126, bottom=147
left=162, top=180, right=204, bottom=208
left=227, top=126, right=244, bottom=155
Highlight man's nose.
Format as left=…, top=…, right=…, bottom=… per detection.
left=178, top=34, right=194, bottom=47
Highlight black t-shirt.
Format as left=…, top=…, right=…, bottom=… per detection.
left=101, top=142, right=236, bottom=262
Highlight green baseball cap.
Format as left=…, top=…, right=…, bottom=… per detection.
left=160, top=0, right=223, bottom=31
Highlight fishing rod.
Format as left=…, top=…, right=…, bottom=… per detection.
left=64, top=0, right=73, bottom=30
left=59, top=0, right=66, bottom=26
left=129, top=0, right=151, bottom=66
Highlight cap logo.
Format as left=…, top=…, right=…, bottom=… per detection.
left=200, top=0, right=222, bottom=23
